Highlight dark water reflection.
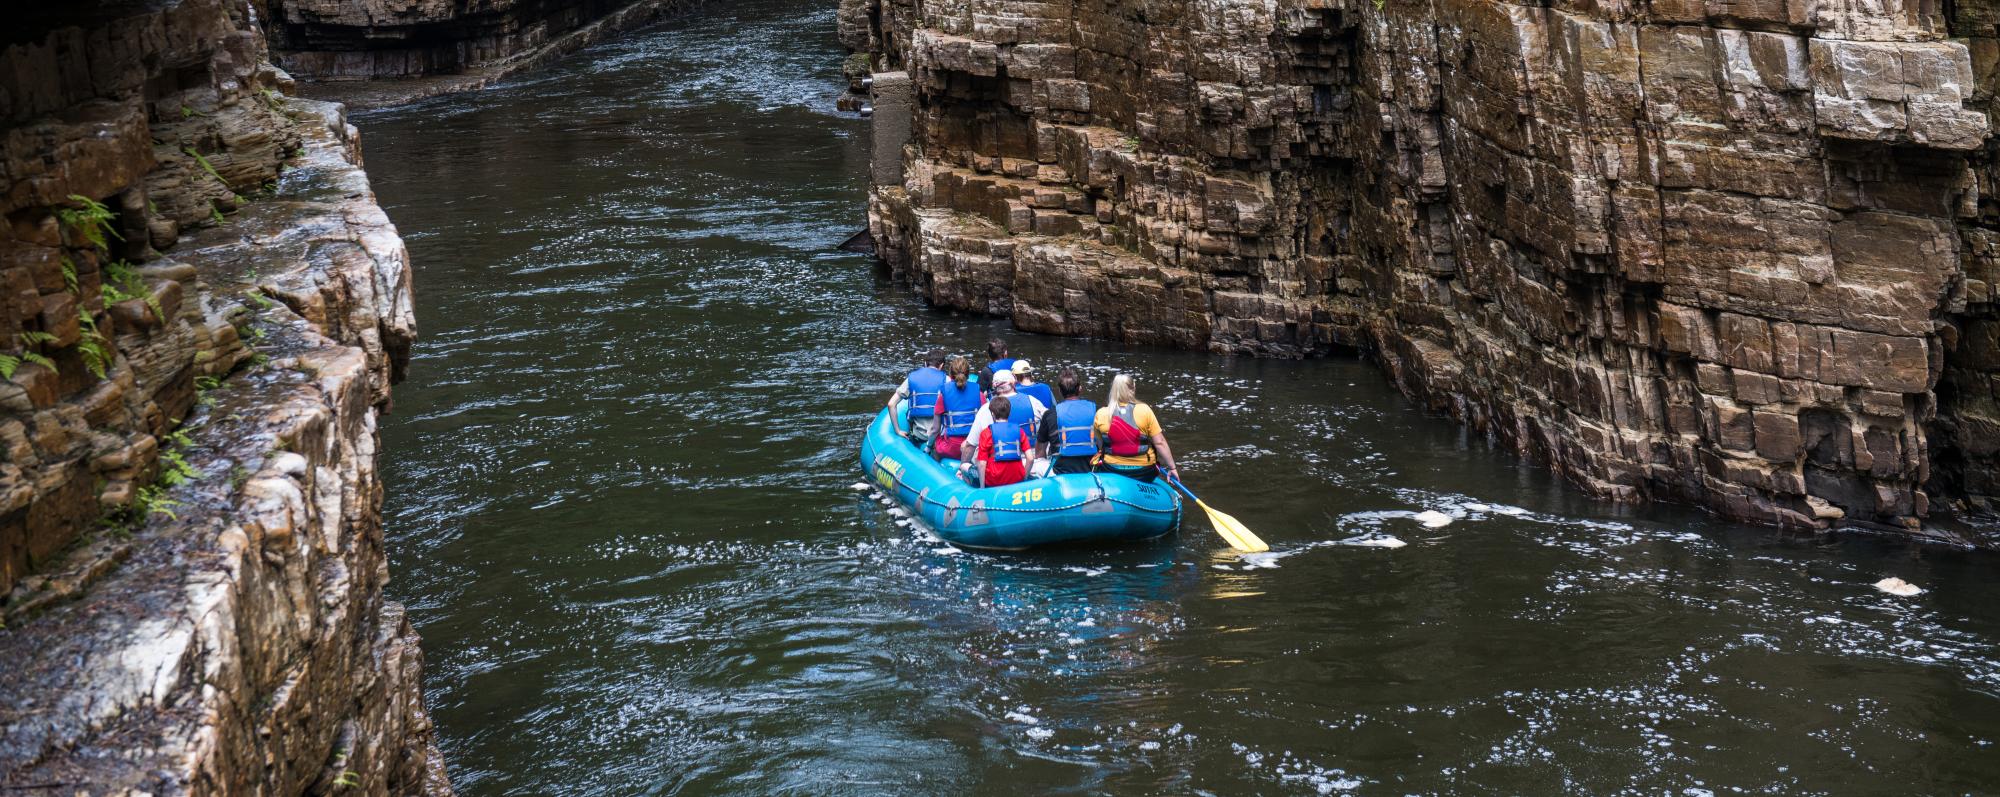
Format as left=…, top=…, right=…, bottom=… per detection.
left=359, top=1, right=2000, bottom=793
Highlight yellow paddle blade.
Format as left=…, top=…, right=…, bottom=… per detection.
left=1195, top=499, right=1269, bottom=553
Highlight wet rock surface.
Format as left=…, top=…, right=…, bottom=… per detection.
left=847, top=0, right=2000, bottom=536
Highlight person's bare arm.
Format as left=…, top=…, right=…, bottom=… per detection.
left=1152, top=432, right=1180, bottom=480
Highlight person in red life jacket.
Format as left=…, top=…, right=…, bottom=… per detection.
left=977, top=337, right=1017, bottom=393
left=1092, top=373, right=1180, bottom=483
left=1038, top=367, right=1098, bottom=475
left=975, top=394, right=1035, bottom=488
left=960, top=367, right=1047, bottom=462
left=1011, top=359, right=1056, bottom=415
left=932, top=356, right=984, bottom=462
left=886, top=348, right=948, bottom=445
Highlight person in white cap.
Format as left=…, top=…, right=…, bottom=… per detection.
left=1011, top=359, right=1056, bottom=415
left=960, top=367, right=1048, bottom=464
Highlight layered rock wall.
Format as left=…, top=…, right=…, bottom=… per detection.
left=1, top=0, right=445, bottom=792
left=847, top=0, right=2000, bottom=532
left=263, top=0, right=695, bottom=102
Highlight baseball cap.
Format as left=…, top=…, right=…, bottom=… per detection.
left=991, top=369, right=1016, bottom=385
left=1010, top=360, right=1034, bottom=375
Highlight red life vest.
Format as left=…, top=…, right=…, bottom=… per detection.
left=1105, top=403, right=1152, bottom=458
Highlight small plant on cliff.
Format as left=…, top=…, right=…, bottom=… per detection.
left=1, top=331, right=62, bottom=380
left=209, top=202, right=228, bottom=226
left=75, top=309, right=114, bottom=379
left=59, top=257, right=79, bottom=294
left=243, top=287, right=276, bottom=311
left=57, top=194, right=121, bottom=252
left=104, top=260, right=166, bottom=321
left=135, top=484, right=183, bottom=522
left=182, top=147, right=230, bottom=189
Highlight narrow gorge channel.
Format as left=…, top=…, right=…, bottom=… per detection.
left=357, top=0, right=2000, bottom=794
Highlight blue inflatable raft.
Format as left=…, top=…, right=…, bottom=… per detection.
left=860, top=403, right=1182, bottom=549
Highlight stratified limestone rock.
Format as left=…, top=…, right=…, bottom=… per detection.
left=265, top=0, right=698, bottom=107
left=1, top=1, right=444, bottom=793
left=0, top=100, right=444, bottom=796
left=850, top=0, right=2000, bottom=533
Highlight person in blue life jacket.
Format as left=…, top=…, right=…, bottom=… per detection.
left=1037, top=367, right=1098, bottom=475
left=974, top=395, right=1034, bottom=488
left=977, top=338, right=1017, bottom=393
left=1010, top=360, right=1056, bottom=415
left=886, top=348, right=948, bottom=445
left=932, top=355, right=984, bottom=462
left=961, top=367, right=1047, bottom=463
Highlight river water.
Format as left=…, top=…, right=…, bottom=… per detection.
left=357, top=1, right=2000, bottom=793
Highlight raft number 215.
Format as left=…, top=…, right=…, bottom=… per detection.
left=1010, top=488, right=1043, bottom=505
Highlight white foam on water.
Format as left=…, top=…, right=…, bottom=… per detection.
left=1412, top=510, right=1454, bottom=528
left=849, top=482, right=872, bottom=491
left=1347, top=535, right=1408, bottom=548
left=1138, top=740, right=1161, bottom=751
left=1874, top=577, right=1925, bottom=597
left=931, top=545, right=961, bottom=555
left=1004, top=711, right=1040, bottom=725
left=1025, top=727, right=1054, bottom=741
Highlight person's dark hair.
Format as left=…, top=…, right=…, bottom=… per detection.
left=988, top=394, right=1011, bottom=421
left=987, top=338, right=1008, bottom=360
left=925, top=348, right=946, bottom=368
left=1057, top=367, right=1082, bottom=399
left=946, top=355, right=970, bottom=387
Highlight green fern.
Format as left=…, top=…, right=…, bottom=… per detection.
left=1, top=352, right=57, bottom=380
left=19, top=331, right=57, bottom=347
left=182, top=147, right=229, bottom=188
left=104, top=261, right=167, bottom=321
left=56, top=195, right=121, bottom=251
left=159, top=448, right=199, bottom=487
left=60, top=257, right=79, bottom=294
left=209, top=203, right=227, bottom=226
left=76, top=310, right=113, bottom=379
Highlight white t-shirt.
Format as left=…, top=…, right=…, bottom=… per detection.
left=965, top=392, right=1048, bottom=449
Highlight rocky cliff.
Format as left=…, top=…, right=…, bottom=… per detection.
left=263, top=0, right=696, bottom=106
left=1, top=0, right=446, bottom=793
left=846, top=0, right=2000, bottom=535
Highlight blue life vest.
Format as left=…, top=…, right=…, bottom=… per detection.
left=1018, top=382, right=1056, bottom=415
left=990, top=419, right=1025, bottom=462
left=1055, top=399, right=1098, bottom=457
left=1005, top=395, right=1035, bottom=427
left=986, top=358, right=1017, bottom=380
left=905, top=366, right=946, bottom=419
left=939, top=381, right=982, bottom=437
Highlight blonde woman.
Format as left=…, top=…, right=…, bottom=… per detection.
left=1092, top=374, right=1180, bottom=483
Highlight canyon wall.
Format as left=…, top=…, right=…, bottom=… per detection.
left=262, top=0, right=696, bottom=105
left=846, top=0, right=2000, bottom=534
left=1, top=0, right=446, bottom=793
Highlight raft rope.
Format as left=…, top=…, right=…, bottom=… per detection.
left=877, top=461, right=1181, bottom=515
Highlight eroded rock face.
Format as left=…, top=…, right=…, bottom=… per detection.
left=849, top=0, right=2000, bottom=532
left=265, top=0, right=694, bottom=91
left=1, top=0, right=445, bottom=793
